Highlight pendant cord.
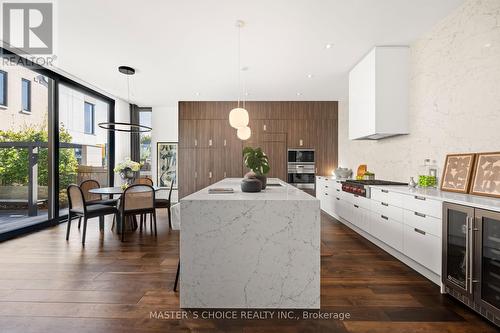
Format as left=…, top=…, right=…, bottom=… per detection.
left=237, top=24, right=241, bottom=108
left=127, top=75, right=131, bottom=104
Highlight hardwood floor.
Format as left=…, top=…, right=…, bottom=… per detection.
left=0, top=211, right=496, bottom=332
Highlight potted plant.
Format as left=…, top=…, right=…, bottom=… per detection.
left=114, top=158, right=141, bottom=186
left=243, top=147, right=270, bottom=189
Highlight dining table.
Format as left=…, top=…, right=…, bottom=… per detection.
left=89, top=186, right=160, bottom=233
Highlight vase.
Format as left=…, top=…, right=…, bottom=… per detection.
left=120, top=167, right=135, bottom=185
left=241, top=178, right=262, bottom=192
left=255, top=175, right=267, bottom=189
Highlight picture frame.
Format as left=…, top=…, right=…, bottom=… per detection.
left=440, top=153, right=476, bottom=194
left=157, top=142, right=178, bottom=189
left=470, top=152, right=500, bottom=198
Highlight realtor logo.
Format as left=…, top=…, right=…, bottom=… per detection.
left=2, top=2, right=53, bottom=54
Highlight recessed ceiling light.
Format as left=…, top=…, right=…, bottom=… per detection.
left=244, top=92, right=249, bottom=96
left=195, top=92, right=200, bottom=96
left=484, top=43, right=492, bottom=48
left=307, top=74, right=314, bottom=79
left=296, top=92, right=302, bottom=96
left=325, top=43, right=333, bottom=49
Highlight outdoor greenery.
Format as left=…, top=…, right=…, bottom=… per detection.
left=243, top=147, right=270, bottom=176
left=0, top=125, right=78, bottom=192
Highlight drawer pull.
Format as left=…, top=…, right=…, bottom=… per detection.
left=336, top=197, right=340, bottom=201
left=381, top=189, right=389, bottom=193
left=414, top=212, right=426, bottom=218
left=381, top=202, right=389, bottom=207
left=354, top=194, right=359, bottom=198
left=381, top=215, right=389, bottom=220
left=325, top=193, right=328, bottom=196
left=354, top=204, right=359, bottom=208
left=414, top=228, right=426, bottom=235
left=414, top=195, right=426, bottom=201
left=325, top=185, right=329, bottom=188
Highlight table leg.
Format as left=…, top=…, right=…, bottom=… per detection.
left=99, top=216, right=104, bottom=231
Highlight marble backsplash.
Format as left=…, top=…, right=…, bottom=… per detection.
left=338, top=0, right=500, bottom=183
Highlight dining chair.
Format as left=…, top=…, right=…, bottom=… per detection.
left=120, top=184, right=157, bottom=242
left=155, top=180, right=175, bottom=229
left=134, top=177, right=154, bottom=186
left=79, top=179, right=118, bottom=229
left=170, top=203, right=181, bottom=291
left=66, top=184, right=119, bottom=246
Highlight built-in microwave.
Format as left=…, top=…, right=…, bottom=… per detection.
left=288, top=149, right=315, bottom=164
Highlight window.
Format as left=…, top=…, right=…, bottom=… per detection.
left=0, top=70, right=7, bottom=106
left=22, top=78, right=31, bottom=112
left=84, top=102, right=95, bottom=134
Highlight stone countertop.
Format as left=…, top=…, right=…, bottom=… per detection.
left=181, top=178, right=318, bottom=201
left=370, top=185, right=500, bottom=213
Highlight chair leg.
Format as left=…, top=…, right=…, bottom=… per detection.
left=78, top=217, right=82, bottom=229
left=121, top=214, right=126, bottom=242
left=153, top=211, right=158, bottom=237
left=139, top=214, right=143, bottom=232
left=82, top=218, right=88, bottom=246
left=167, top=206, right=172, bottom=229
left=149, top=214, right=153, bottom=234
left=173, top=260, right=180, bottom=292
left=66, top=212, right=72, bottom=241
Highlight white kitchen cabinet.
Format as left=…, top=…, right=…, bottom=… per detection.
left=403, top=224, right=441, bottom=274
left=370, top=211, right=403, bottom=252
left=402, top=194, right=442, bottom=218
left=349, top=46, right=409, bottom=140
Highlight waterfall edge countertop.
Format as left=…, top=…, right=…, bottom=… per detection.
left=179, top=178, right=320, bottom=309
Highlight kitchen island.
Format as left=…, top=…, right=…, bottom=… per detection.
left=180, top=178, right=320, bottom=309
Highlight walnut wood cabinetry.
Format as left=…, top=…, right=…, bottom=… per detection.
left=178, top=101, right=338, bottom=198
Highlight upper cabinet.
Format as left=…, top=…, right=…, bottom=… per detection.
left=348, top=46, right=409, bottom=140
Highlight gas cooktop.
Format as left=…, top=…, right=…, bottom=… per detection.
left=342, top=179, right=407, bottom=197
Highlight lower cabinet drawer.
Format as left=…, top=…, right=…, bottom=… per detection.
left=352, top=194, right=371, bottom=210
left=403, top=224, right=441, bottom=274
left=403, top=194, right=442, bottom=218
left=403, top=209, right=441, bottom=237
left=370, top=200, right=403, bottom=222
left=369, top=212, right=403, bottom=252
left=351, top=204, right=370, bottom=232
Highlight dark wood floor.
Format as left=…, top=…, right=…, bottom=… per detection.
left=0, top=211, right=496, bottom=333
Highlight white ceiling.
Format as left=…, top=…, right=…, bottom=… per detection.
left=54, top=0, right=464, bottom=106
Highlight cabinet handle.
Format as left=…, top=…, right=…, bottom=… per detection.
left=209, top=139, right=213, bottom=146
left=414, top=195, right=426, bottom=201
left=354, top=204, right=359, bottom=208
left=209, top=171, right=212, bottom=179
left=325, top=193, right=328, bottom=196
left=194, top=139, right=198, bottom=146
left=414, top=228, right=426, bottom=235
left=414, top=212, right=426, bottom=218
left=223, top=171, right=227, bottom=178
left=223, top=139, right=227, bottom=147
left=336, top=197, right=340, bottom=201
left=381, top=215, right=388, bottom=220
left=325, top=185, right=329, bottom=188
left=299, top=139, right=303, bottom=146
left=263, top=124, right=267, bottom=131
left=194, top=171, right=198, bottom=178
left=354, top=194, right=359, bottom=198
left=381, top=202, right=389, bottom=206
left=381, top=189, right=389, bottom=193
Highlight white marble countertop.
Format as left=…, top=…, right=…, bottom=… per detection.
left=370, top=185, right=500, bottom=212
left=182, top=178, right=318, bottom=201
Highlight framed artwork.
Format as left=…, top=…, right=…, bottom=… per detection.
left=440, top=153, right=476, bottom=193
left=470, top=152, right=500, bottom=198
left=157, top=142, right=178, bottom=189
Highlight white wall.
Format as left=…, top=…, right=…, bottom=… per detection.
left=114, top=98, right=131, bottom=185
left=339, top=0, right=500, bottom=182
left=151, top=105, right=179, bottom=201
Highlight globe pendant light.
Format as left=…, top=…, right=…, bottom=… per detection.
left=237, top=126, right=251, bottom=140
left=229, top=20, right=250, bottom=133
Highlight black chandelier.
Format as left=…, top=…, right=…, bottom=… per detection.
left=98, top=66, right=151, bottom=133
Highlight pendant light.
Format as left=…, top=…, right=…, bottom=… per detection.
left=236, top=126, right=251, bottom=140
left=229, top=20, right=250, bottom=131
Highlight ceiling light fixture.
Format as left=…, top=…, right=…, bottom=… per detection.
left=296, top=92, right=302, bottom=96
left=229, top=20, right=250, bottom=135
left=98, top=66, right=151, bottom=133
left=307, top=74, right=313, bottom=78
left=237, top=126, right=251, bottom=140
left=325, top=43, right=333, bottom=49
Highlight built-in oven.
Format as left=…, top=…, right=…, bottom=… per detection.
left=288, top=149, right=315, bottom=164
left=287, top=149, right=315, bottom=189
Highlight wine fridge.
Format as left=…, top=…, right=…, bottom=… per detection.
left=443, top=202, right=500, bottom=326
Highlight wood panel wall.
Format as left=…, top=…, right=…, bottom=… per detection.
left=178, top=101, right=338, bottom=198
